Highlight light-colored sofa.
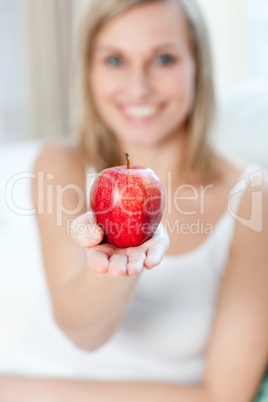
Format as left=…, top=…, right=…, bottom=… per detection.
left=0, top=80, right=267, bottom=388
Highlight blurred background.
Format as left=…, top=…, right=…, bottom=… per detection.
left=0, top=0, right=268, bottom=361
left=0, top=0, right=268, bottom=143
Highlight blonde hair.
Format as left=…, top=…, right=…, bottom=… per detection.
left=74, top=0, right=217, bottom=180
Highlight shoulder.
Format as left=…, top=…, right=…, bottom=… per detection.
left=213, top=156, right=268, bottom=251
left=233, top=163, right=267, bottom=230
left=34, top=141, right=87, bottom=176
left=229, top=162, right=268, bottom=265
left=33, top=141, right=89, bottom=189
left=216, top=156, right=266, bottom=206
left=32, top=141, right=90, bottom=213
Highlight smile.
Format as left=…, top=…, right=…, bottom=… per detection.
left=124, top=105, right=157, bottom=118
left=118, top=104, right=164, bottom=125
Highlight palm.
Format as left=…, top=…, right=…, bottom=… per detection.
left=71, top=213, right=169, bottom=277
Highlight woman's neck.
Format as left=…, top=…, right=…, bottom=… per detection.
left=118, top=132, right=186, bottom=190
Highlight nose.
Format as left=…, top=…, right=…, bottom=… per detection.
left=125, top=65, right=152, bottom=100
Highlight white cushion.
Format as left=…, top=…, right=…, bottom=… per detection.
left=214, top=79, right=268, bottom=168
left=0, top=140, right=46, bottom=357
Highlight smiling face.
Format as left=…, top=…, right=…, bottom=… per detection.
left=89, top=1, right=196, bottom=148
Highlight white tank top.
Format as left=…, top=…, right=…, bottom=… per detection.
left=0, top=163, right=262, bottom=384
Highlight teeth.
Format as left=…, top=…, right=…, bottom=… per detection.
left=124, top=106, right=157, bottom=118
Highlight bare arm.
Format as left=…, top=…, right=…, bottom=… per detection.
left=202, top=174, right=268, bottom=402
left=33, top=144, right=169, bottom=350
left=0, top=376, right=213, bottom=402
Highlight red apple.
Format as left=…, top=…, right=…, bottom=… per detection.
left=90, top=153, right=165, bottom=248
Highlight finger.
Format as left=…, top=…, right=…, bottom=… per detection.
left=127, top=251, right=146, bottom=276
left=71, top=213, right=104, bottom=247
left=87, top=249, right=109, bottom=274
left=76, top=211, right=95, bottom=225
left=108, top=254, right=128, bottom=277
left=143, top=224, right=169, bottom=269
left=144, top=244, right=167, bottom=269
left=152, top=223, right=170, bottom=247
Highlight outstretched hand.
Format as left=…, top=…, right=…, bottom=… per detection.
left=71, top=212, right=169, bottom=277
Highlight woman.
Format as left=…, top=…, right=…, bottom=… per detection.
left=1, top=0, right=267, bottom=400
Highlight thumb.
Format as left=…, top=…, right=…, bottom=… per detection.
left=70, top=212, right=104, bottom=248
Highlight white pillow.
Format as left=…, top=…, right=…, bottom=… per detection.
left=214, top=79, right=268, bottom=168
left=0, top=140, right=46, bottom=357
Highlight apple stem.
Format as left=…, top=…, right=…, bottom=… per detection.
left=124, top=152, right=130, bottom=169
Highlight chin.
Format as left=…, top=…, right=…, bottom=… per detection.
left=119, top=133, right=164, bottom=148
left=119, top=126, right=179, bottom=148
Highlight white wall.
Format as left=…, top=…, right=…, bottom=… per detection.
left=197, top=0, right=247, bottom=99
left=198, top=0, right=268, bottom=99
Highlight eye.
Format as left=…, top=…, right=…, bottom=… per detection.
left=105, top=56, right=123, bottom=67
left=154, top=54, right=176, bottom=66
